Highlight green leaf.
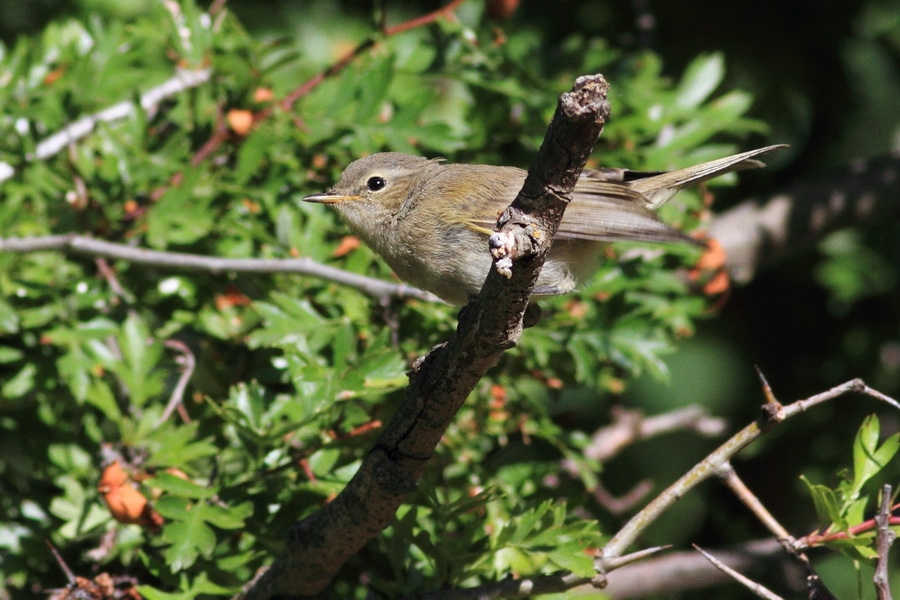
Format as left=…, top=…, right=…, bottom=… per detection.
left=146, top=169, right=216, bottom=247
left=105, top=312, right=165, bottom=408
left=139, top=572, right=235, bottom=600
left=349, top=54, right=396, bottom=123
left=0, top=297, right=20, bottom=333
left=84, top=379, right=123, bottom=424
left=137, top=586, right=190, bottom=600
left=150, top=472, right=216, bottom=499
left=308, top=448, right=341, bottom=477
left=852, top=415, right=899, bottom=494
left=143, top=422, right=219, bottom=466
left=159, top=498, right=252, bottom=572
left=547, top=544, right=595, bottom=577
left=233, top=128, right=271, bottom=185
left=199, top=501, right=253, bottom=530
left=843, top=497, right=870, bottom=527
left=801, top=476, right=846, bottom=531
left=161, top=510, right=216, bottom=571
left=351, top=332, right=408, bottom=392
left=675, top=53, right=725, bottom=109
left=48, top=477, right=110, bottom=538
left=47, top=444, right=92, bottom=473
left=1, top=363, right=36, bottom=397
left=0, top=346, right=24, bottom=363
left=138, top=586, right=194, bottom=600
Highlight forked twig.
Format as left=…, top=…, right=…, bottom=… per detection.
left=597, top=378, right=899, bottom=571
left=158, top=339, right=197, bottom=425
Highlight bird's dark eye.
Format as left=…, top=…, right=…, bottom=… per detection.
left=366, top=176, right=387, bottom=192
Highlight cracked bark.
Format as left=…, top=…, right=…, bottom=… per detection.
left=238, top=74, right=611, bottom=599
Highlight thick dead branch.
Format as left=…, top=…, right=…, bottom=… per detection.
left=238, top=74, right=612, bottom=599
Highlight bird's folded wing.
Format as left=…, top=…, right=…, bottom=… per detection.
left=558, top=185, right=698, bottom=244
left=463, top=181, right=698, bottom=245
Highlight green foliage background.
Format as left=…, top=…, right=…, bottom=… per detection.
left=0, top=1, right=898, bottom=598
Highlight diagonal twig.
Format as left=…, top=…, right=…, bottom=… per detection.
left=719, top=462, right=793, bottom=542
left=0, top=68, right=211, bottom=185
left=201, top=0, right=469, bottom=171
left=693, top=544, right=785, bottom=600
left=718, top=463, right=839, bottom=598
left=158, top=339, right=196, bottom=426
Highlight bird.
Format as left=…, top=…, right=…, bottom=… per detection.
left=303, top=145, right=785, bottom=305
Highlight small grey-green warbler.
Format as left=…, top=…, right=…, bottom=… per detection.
left=303, top=145, right=784, bottom=304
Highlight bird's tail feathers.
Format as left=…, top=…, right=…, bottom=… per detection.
left=630, top=144, right=787, bottom=209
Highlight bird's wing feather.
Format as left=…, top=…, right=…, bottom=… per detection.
left=447, top=145, right=787, bottom=245
left=626, top=144, right=787, bottom=209
left=461, top=177, right=697, bottom=245
left=559, top=183, right=697, bottom=244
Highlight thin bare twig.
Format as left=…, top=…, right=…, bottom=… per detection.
left=158, top=340, right=196, bottom=425
left=0, top=234, right=442, bottom=303
left=572, top=405, right=727, bottom=465
left=719, top=463, right=793, bottom=542
left=0, top=68, right=211, bottom=185
left=693, top=544, right=785, bottom=600
left=874, top=484, right=895, bottom=600
left=590, top=479, right=655, bottom=515
left=560, top=405, right=726, bottom=514
left=208, top=0, right=228, bottom=17
left=174, top=0, right=469, bottom=188
left=190, top=105, right=231, bottom=167
left=396, top=381, right=898, bottom=600
left=798, top=508, right=900, bottom=548
left=415, top=573, right=591, bottom=600
left=242, top=0, right=468, bottom=153
left=603, top=539, right=795, bottom=599
left=46, top=540, right=78, bottom=587
left=716, top=462, right=836, bottom=597
left=94, top=257, right=130, bottom=304
left=599, top=545, right=671, bottom=573
left=381, top=0, right=466, bottom=36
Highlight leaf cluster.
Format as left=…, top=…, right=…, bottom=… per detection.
left=803, top=415, right=900, bottom=561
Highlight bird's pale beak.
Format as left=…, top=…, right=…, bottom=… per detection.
left=301, top=192, right=360, bottom=204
